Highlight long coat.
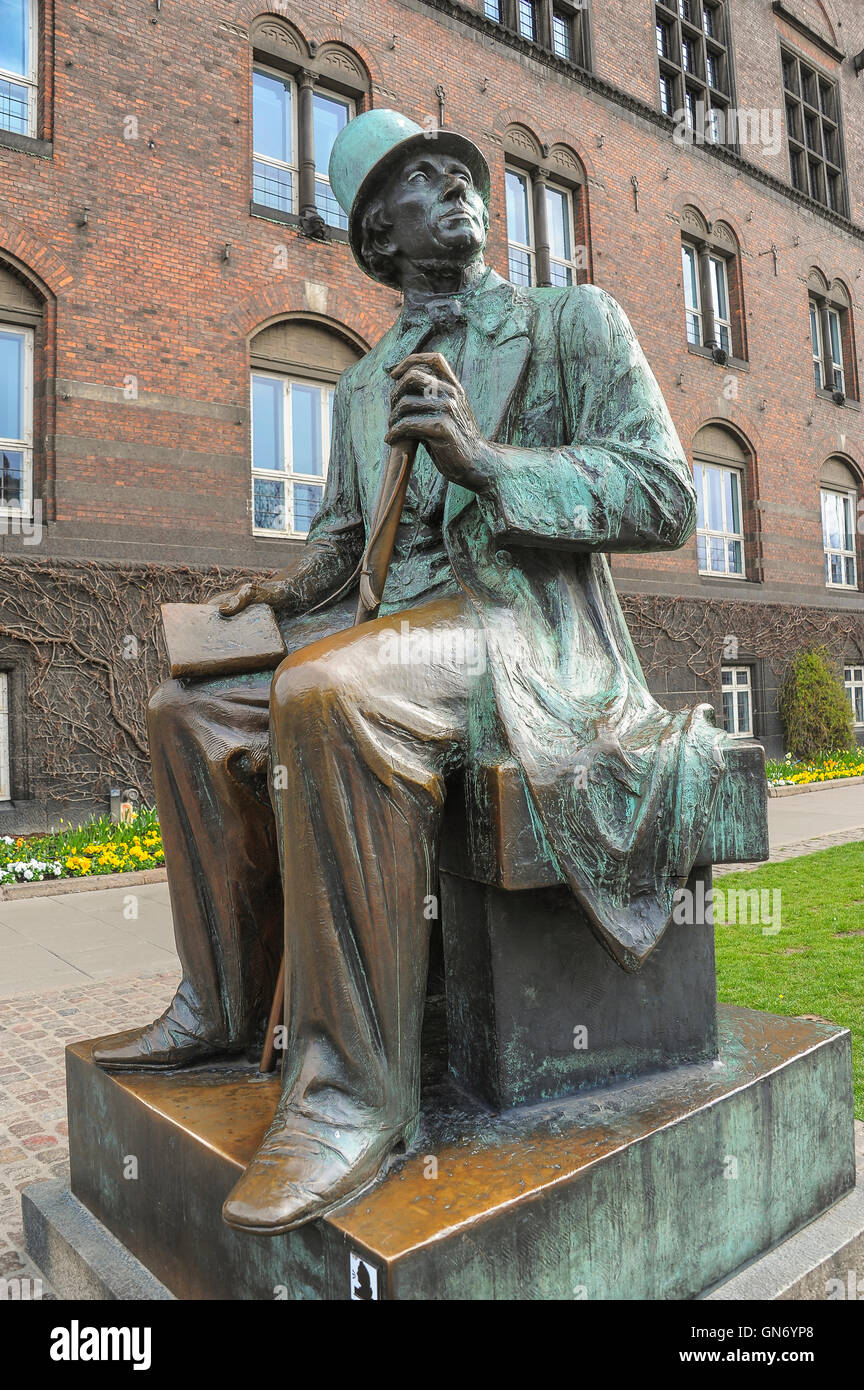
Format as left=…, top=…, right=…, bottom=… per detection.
left=296, top=269, right=727, bottom=973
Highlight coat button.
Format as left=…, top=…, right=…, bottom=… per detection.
left=494, top=549, right=513, bottom=568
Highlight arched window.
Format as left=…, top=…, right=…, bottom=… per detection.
left=250, top=16, right=369, bottom=237
left=503, top=127, right=589, bottom=287
left=807, top=269, right=857, bottom=404
left=679, top=206, right=745, bottom=361
left=249, top=317, right=364, bottom=538
left=692, top=423, right=756, bottom=579
left=0, top=0, right=38, bottom=137
left=820, top=456, right=860, bottom=591
left=0, top=258, right=43, bottom=519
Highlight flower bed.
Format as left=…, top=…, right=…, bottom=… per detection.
left=0, top=808, right=164, bottom=885
left=766, top=749, right=864, bottom=788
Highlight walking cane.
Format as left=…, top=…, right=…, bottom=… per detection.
left=257, top=438, right=419, bottom=1073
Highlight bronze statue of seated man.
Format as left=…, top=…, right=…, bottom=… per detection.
left=94, top=110, right=727, bottom=1234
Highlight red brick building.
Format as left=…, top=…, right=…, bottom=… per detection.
left=0, top=0, right=863, bottom=827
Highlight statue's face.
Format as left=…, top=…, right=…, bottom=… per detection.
left=377, top=150, right=487, bottom=268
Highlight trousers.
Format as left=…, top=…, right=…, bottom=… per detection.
left=148, top=593, right=484, bottom=1125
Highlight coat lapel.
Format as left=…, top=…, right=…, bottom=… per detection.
left=445, top=286, right=532, bottom=527
left=350, top=276, right=533, bottom=530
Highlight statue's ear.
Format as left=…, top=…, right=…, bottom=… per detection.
left=372, top=227, right=397, bottom=256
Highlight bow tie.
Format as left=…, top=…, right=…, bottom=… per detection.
left=400, top=297, right=468, bottom=333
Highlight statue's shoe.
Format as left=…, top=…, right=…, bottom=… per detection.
left=91, top=1017, right=244, bottom=1072
left=222, top=1105, right=420, bottom=1235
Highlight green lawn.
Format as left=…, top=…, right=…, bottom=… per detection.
left=715, top=842, right=864, bottom=1119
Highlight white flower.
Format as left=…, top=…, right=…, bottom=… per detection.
left=23, top=869, right=33, bottom=880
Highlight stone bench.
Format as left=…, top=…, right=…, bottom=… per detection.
left=438, top=741, right=769, bottom=1109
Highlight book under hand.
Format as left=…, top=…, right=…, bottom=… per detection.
left=160, top=601, right=287, bottom=681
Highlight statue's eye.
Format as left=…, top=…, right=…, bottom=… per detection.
left=408, top=170, right=429, bottom=184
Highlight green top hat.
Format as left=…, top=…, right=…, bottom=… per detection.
left=328, top=108, right=491, bottom=285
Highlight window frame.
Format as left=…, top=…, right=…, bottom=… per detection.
left=250, top=370, right=335, bottom=539
left=311, top=88, right=355, bottom=233
left=820, top=485, right=857, bottom=590
left=781, top=46, right=847, bottom=216
left=0, top=0, right=38, bottom=139
left=721, top=664, right=753, bottom=739
left=545, top=181, right=579, bottom=287
left=694, top=459, right=745, bottom=578
left=654, top=0, right=736, bottom=150
left=682, top=240, right=732, bottom=353
left=0, top=321, right=34, bottom=519
left=505, top=166, right=536, bottom=288
left=845, top=666, right=864, bottom=728
left=506, top=164, right=582, bottom=289
left=252, top=64, right=299, bottom=218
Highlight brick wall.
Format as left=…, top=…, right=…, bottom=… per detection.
left=0, top=0, right=863, bottom=819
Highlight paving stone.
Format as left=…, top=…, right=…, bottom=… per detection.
left=0, top=969, right=176, bottom=1299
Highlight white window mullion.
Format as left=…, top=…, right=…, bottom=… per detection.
left=283, top=379, right=294, bottom=535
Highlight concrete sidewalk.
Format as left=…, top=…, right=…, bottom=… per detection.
left=0, top=883, right=179, bottom=1000
left=767, top=780, right=864, bottom=851
left=0, top=778, right=861, bottom=1001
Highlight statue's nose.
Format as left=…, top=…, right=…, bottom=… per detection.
left=443, top=172, right=469, bottom=198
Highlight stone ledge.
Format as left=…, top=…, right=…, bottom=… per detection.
left=706, top=1122, right=864, bottom=1300
left=768, top=776, right=864, bottom=798
left=0, top=867, right=167, bottom=901
left=21, top=1181, right=174, bottom=1301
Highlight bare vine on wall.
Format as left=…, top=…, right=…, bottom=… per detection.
left=1, top=560, right=862, bottom=813
left=620, top=594, right=864, bottom=685
left=0, top=558, right=262, bottom=807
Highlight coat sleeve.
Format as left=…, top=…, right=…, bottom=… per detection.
left=271, top=363, right=365, bottom=612
left=475, top=285, right=697, bottom=552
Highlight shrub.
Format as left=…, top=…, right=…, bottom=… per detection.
left=779, top=648, right=854, bottom=762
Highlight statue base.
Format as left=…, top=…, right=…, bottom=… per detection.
left=26, top=1004, right=856, bottom=1300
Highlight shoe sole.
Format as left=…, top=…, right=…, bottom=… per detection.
left=92, top=1047, right=246, bottom=1074
left=222, top=1122, right=420, bottom=1236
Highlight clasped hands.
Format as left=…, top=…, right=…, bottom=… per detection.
left=386, top=352, right=494, bottom=495
left=221, top=353, right=493, bottom=619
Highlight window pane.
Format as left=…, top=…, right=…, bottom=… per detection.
left=253, top=478, right=286, bottom=532
left=709, top=537, right=726, bottom=572
left=728, top=539, right=742, bottom=574
left=736, top=690, right=751, bottom=734
left=313, top=93, right=349, bottom=177
left=253, top=71, right=292, bottom=165
left=696, top=534, right=708, bottom=570
left=506, top=170, right=530, bottom=247
left=724, top=468, right=740, bottom=534
left=518, top=0, right=535, bottom=41
left=845, top=556, right=856, bottom=587
left=291, top=384, right=323, bottom=477
left=0, top=0, right=29, bottom=77
left=293, top=483, right=324, bottom=535
left=710, top=257, right=728, bottom=321
left=828, top=311, right=842, bottom=368
left=484, top=0, right=501, bottom=18
left=681, top=245, right=699, bottom=312
left=0, top=75, right=28, bottom=133
left=552, top=12, right=571, bottom=60
left=252, top=376, right=283, bottom=472
left=0, top=329, right=23, bottom=439
left=0, top=448, right=23, bottom=506
left=721, top=690, right=734, bottom=733
left=545, top=186, right=571, bottom=262
left=253, top=159, right=293, bottom=214
left=706, top=466, right=724, bottom=532
left=508, top=247, right=532, bottom=287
